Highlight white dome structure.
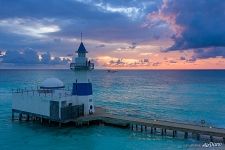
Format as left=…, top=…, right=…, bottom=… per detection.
left=40, top=78, right=65, bottom=89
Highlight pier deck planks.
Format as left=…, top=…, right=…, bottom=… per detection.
left=74, top=107, right=225, bottom=138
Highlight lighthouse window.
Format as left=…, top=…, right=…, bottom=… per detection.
left=90, top=105, right=93, bottom=110
left=89, top=99, right=92, bottom=102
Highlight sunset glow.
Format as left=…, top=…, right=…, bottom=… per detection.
left=0, top=0, right=225, bottom=69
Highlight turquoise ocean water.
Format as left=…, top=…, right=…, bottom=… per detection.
left=0, top=70, right=225, bottom=150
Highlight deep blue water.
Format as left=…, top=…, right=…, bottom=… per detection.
left=1, top=69, right=225, bottom=150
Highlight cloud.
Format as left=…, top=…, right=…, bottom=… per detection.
left=169, top=60, right=176, bottom=63
left=152, top=62, right=161, bottom=66
left=192, top=47, right=225, bottom=59
left=153, top=0, right=225, bottom=51
left=0, top=18, right=60, bottom=38
left=40, top=52, right=70, bottom=65
left=129, top=42, right=137, bottom=49
left=179, top=56, right=186, bottom=60
left=96, top=44, right=105, bottom=48
left=2, top=49, right=39, bottom=64
left=0, top=0, right=165, bottom=63
left=0, top=0, right=160, bottom=43
left=1, top=0, right=225, bottom=68
left=2, top=49, right=70, bottom=65
left=40, top=52, right=51, bottom=64
left=147, top=0, right=225, bottom=60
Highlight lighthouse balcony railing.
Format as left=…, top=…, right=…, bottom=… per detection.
left=70, top=62, right=94, bottom=70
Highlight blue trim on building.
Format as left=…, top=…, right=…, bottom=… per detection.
left=72, top=83, right=92, bottom=96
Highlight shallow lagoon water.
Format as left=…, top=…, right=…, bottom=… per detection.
left=1, top=70, right=225, bottom=150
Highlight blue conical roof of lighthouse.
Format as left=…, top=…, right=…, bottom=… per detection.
left=77, top=42, right=88, bottom=53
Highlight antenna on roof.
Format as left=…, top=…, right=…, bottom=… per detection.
left=81, top=32, right=83, bottom=43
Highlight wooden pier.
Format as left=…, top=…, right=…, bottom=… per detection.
left=12, top=107, right=225, bottom=143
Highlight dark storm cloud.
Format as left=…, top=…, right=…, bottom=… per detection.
left=150, top=0, right=225, bottom=59
left=162, top=0, right=225, bottom=51
left=157, top=0, right=225, bottom=59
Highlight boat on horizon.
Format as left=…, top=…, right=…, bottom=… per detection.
left=106, top=69, right=118, bottom=73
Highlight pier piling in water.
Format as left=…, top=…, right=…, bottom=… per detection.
left=150, top=127, right=153, bottom=134
left=26, top=114, right=29, bottom=121
left=184, top=132, right=188, bottom=139
left=161, top=129, right=164, bottom=136
left=19, top=113, right=22, bottom=121
left=12, top=111, right=14, bottom=120
left=196, top=134, right=200, bottom=140
left=210, top=136, right=213, bottom=142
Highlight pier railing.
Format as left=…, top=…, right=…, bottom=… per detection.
left=101, top=108, right=220, bottom=129
left=11, top=87, right=74, bottom=99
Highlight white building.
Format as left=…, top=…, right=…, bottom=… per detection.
left=12, top=41, right=94, bottom=122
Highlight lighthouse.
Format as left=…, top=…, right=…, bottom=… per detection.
left=12, top=34, right=95, bottom=123
left=70, top=34, right=94, bottom=115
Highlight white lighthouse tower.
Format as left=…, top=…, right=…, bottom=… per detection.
left=70, top=34, right=95, bottom=115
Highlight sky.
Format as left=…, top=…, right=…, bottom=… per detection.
left=0, top=0, right=225, bottom=69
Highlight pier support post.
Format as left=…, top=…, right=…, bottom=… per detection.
left=210, top=136, right=213, bottom=142
left=154, top=128, right=156, bottom=133
left=184, top=132, right=188, bottom=139
left=136, top=124, right=138, bottom=131
left=131, top=124, right=133, bottom=130
left=150, top=127, right=153, bottom=134
left=141, top=125, right=143, bottom=132
left=40, top=117, right=43, bottom=124
left=164, top=129, right=167, bottom=135
left=12, top=110, right=14, bottom=120
left=196, top=134, right=200, bottom=140
left=223, top=137, right=225, bottom=143
left=145, top=126, right=147, bottom=131
left=161, top=129, right=164, bottom=136
left=32, top=116, right=36, bottom=121
left=26, top=114, right=29, bottom=121
left=19, top=113, right=22, bottom=121
left=173, top=130, right=177, bottom=137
